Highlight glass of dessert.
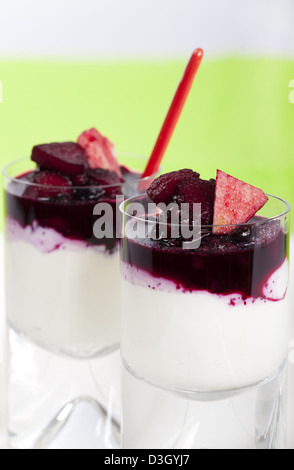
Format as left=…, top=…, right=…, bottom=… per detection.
left=120, top=169, right=290, bottom=449
left=3, top=128, right=157, bottom=449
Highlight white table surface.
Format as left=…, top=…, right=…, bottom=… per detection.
left=0, top=236, right=293, bottom=450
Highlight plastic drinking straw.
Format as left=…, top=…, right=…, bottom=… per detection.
left=141, top=48, right=204, bottom=182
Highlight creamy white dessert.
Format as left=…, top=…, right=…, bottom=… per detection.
left=120, top=169, right=290, bottom=396
left=4, top=130, right=144, bottom=360
left=121, top=261, right=289, bottom=392
left=6, top=218, right=120, bottom=358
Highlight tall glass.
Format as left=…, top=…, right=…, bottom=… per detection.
left=120, top=194, right=290, bottom=449
left=3, top=155, right=156, bottom=449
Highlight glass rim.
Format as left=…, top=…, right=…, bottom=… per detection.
left=120, top=193, right=291, bottom=230
left=2, top=154, right=159, bottom=190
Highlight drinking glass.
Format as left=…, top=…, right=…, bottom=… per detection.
left=120, top=194, right=290, bottom=449
left=3, top=155, right=156, bottom=449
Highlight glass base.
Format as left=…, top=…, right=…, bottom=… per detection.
left=123, top=358, right=287, bottom=401
left=122, top=360, right=287, bottom=449
left=7, top=328, right=121, bottom=449
left=9, top=321, right=119, bottom=360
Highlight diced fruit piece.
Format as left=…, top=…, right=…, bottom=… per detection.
left=86, top=168, right=122, bottom=198
left=71, top=172, right=89, bottom=186
left=77, top=128, right=101, bottom=149
left=33, top=171, right=72, bottom=187
left=78, top=128, right=122, bottom=179
left=212, top=170, right=268, bottom=234
left=86, top=168, right=121, bottom=186
left=175, top=177, right=216, bottom=225
left=147, top=169, right=199, bottom=205
left=32, top=142, right=86, bottom=176
left=24, top=170, right=72, bottom=199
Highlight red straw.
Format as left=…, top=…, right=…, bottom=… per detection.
left=141, top=48, right=204, bottom=180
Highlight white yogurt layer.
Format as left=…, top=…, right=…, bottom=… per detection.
left=6, top=218, right=120, bottom=358
left=121, top=262, right=289, bottom=392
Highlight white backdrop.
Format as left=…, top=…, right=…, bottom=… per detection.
left=0, top=0, right=293, bottom=59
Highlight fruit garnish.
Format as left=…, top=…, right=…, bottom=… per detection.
left=86, top=168, right=121, bottom=186
left=32, top=142, right=86, bottom=176
left=212, top=170, right=268, bottom=234
left=24, top=170, right=72, bottom=199
left=78, top=128, right=122, bottom=179
left=70, top=173, right=89, bottom=186
left=33, top=171, right=72, bottom=187
left=147, top=169, right=199, bottom=205
left=175, top=177, right=216, bottom=225
left=85, top=168, right=122, bottom=198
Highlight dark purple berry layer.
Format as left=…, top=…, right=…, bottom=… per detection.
left=121, top=219, right=288, bottom=299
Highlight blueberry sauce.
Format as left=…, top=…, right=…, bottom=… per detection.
left=121, top=219, right=288, bottom=300
left=6, top=167, right=140, bottom=253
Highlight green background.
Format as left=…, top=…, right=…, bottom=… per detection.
left=0, top=56, right=293, bottom=229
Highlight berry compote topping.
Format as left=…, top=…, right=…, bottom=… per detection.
left=147, top=168, right=268, bottom=232
left=32, top=142, right=86, bottom=176
left=125, top=169, right=287, bottom=301
left=146, top=169, right=199, bottom=205
left=6, top=128, right=140, bottom=249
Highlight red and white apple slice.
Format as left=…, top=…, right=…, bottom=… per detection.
left=212, top=170, right=268, bottom=234
left=78, top=128, right=122, bottom=179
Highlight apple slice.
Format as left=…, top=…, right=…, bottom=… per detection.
left=78, top=128, right=122, bottom=179
left=213, top=170, right=268, bottom=234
